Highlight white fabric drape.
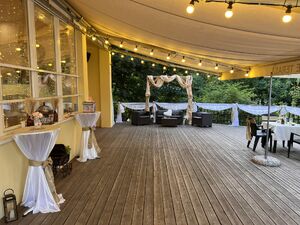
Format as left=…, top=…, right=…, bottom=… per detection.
left=145, top=75, right=193, bottom=123
left=282, top=106, right=300, bottom=116
left=75, top=112, right=101, bottom=162
left=238, top=104, right=281, bottom=115
left=231, top=104, right=239, bottom=127
left=115, top=102, right=154, bottom=123
left=13, top=129, right=64, bottom=214
left=196, top=103, right=233, bottom=111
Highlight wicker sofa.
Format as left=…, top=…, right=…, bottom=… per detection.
left=156, top=109, right=184, bottom=125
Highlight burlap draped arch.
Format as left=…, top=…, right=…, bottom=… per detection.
left=145, top=75, right=193, bottom=124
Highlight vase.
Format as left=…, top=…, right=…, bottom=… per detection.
left=34, top=118, right=42, bottom=128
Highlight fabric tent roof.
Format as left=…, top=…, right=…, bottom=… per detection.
left=66, top=0, right=300, bottom=74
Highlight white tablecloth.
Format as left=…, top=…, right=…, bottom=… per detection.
left=13, top=128, right=64, bottom=214
left=262, top=122, right=300, bottom=141
left=75, top=112, right=101, bottom=162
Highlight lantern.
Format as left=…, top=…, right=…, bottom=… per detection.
left=3, top=189, right=18, bottom=223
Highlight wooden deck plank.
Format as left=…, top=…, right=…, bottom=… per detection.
left=4, top=124, right=300, bottom=225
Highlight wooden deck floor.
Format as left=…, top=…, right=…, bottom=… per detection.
left=5, top=124, right=300, bottom=225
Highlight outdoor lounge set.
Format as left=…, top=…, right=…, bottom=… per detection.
left=131, top=109, right=212, bottom=127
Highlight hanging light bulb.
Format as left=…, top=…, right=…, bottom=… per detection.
left=141, top=60, right=145, bottom=64
left=185, top=70, right=188, bottom=74
left=119, top=41, right=124, bottom=48
left=230, top=67, right=234, bottom=73
left=92, top=36, right=96, bottom=41
left=218, top=77, right=221, bottom=80
left=207, top=75, right=210, bottom=78
left=134, top=45, right=138, bottom=51
left=130, top=57, right=134, bottom=61
left=104, top=39, right=109, bottom=45
left=121, top=54, right=124, bottom=58
left=173, top=68, right=177, bottom=72
left=225, top=2, right=234, bottom=19
left=111, top=52, right=115, bottom=56
left=166, top=53, right=171, bottom=60
left=152, top=63, right=155, bottom=67
left=282, top=5, right=292, bottom=23
left=182, top=56, right=186, bottom=63
left=215, top=64, right=219, bottom=70
left=198, top=60, right=202, bottom=66
left=186, top=0, right=199, bottom=14
left=245, top=71, right=249, bottom=77
left=150, top=49, right=154, bottom=56
left=163, top=66, right=167, bottom=70
left=196, top=72, right=199, bottom=76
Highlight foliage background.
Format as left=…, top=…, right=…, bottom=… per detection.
left=112, top=54, right=300, bottom=106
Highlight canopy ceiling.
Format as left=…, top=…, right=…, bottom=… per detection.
left=66, top=0, right=300, bottom=74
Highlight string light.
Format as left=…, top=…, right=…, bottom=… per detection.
left=15, top=47, right=21, bottom=51
left=186, top=0, right=199, bottom=14
left=215, top=64, right=219, bottom=70
left=35, top=44, right=40, bottom=48
left=198, top=60, right=202, bottom=66
left=92, top=36, right=96, bottom=41
left=218, top=77, right=221, bottom=80
left=134, top=45, right=138, bottom=51
left=163, top=66, right=167, bottom=70
left=196, top=72, right=199, bottom=76
left=141, top=60, right=145, bottom=64
left=104, top=39, right=109, bottom=45
left=130, top=57, right=134, bottom=61
left=152, top=63, right=155, bottom=67
left=245, top=71, right=249, bottom=77
left=207, top=75, right=210, bottom=78
left=181, top=56, right=186, bottom=63
left=111, top=52, right=115, bottom=56
left=119, top=41, right=124, bottom=48
left=282, top=5, right=292, bottom=23
left=166, top=53, right=171, bottom=60
left=121, top=54, right=124, bottom=58
left=185, top=70, right=188, bottom=74
left=16, top=70, right=21, bottom=74
left=230, top=68, right=234, bottom=73
left=225, top=2, right=234, bottom=19
left=173, top=68, right=177, bottom=72
left=61, top=60, right=66, bottom=63
left=150, top=49, right=154, bottom=56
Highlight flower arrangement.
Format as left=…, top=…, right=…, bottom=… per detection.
left=32, top=112, right=43, bottom=119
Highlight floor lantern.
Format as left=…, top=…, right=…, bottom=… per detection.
left=3, top=189, right=18, bottom=223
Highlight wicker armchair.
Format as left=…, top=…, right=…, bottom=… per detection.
left=131, top=111, right=151, bottom=125
left=192, top=112, right=212, bottom=127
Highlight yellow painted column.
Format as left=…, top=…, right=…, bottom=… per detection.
left=99, top=49, right=113, bottom=127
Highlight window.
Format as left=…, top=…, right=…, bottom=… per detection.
left=60, top=22, right=76, bottom=74
left=0, top=1, right=79, bottom=132
left=34, top=6, right=56, bottom=71
left=0, top=0, right=29, bottom=67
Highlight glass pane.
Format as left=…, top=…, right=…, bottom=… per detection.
left=3, top=102, right=27, bottom=128
left=60, top=22, right=76, bottom=74
left=63, top=96, right=78, bottom=113
left=0, top=0, right=29, bottom=67
left=1, top=67, right=30, bottom=100
left=62, top=76, right=77, bottom=95
left=38, top=72, right=57, bottom=97
left=34, top=6, right=56, bottom=71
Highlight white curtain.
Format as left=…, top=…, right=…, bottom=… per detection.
left=13, top=129, right=64, bottom=214
left=196, top=103, right=233, bottom=111
left=238, top=104, right=281, bottom=115
left=231, top=104, right=239, bottom=127
left=145, top=75, right=193, bottom=123
left=282, top=106, right=300, bottom=116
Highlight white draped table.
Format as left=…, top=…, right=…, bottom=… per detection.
left=262, top=122, right=300, bottom=142
left=75, top=112, right=101, bottom=162
left=13, top=128, right=64, bottom=215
